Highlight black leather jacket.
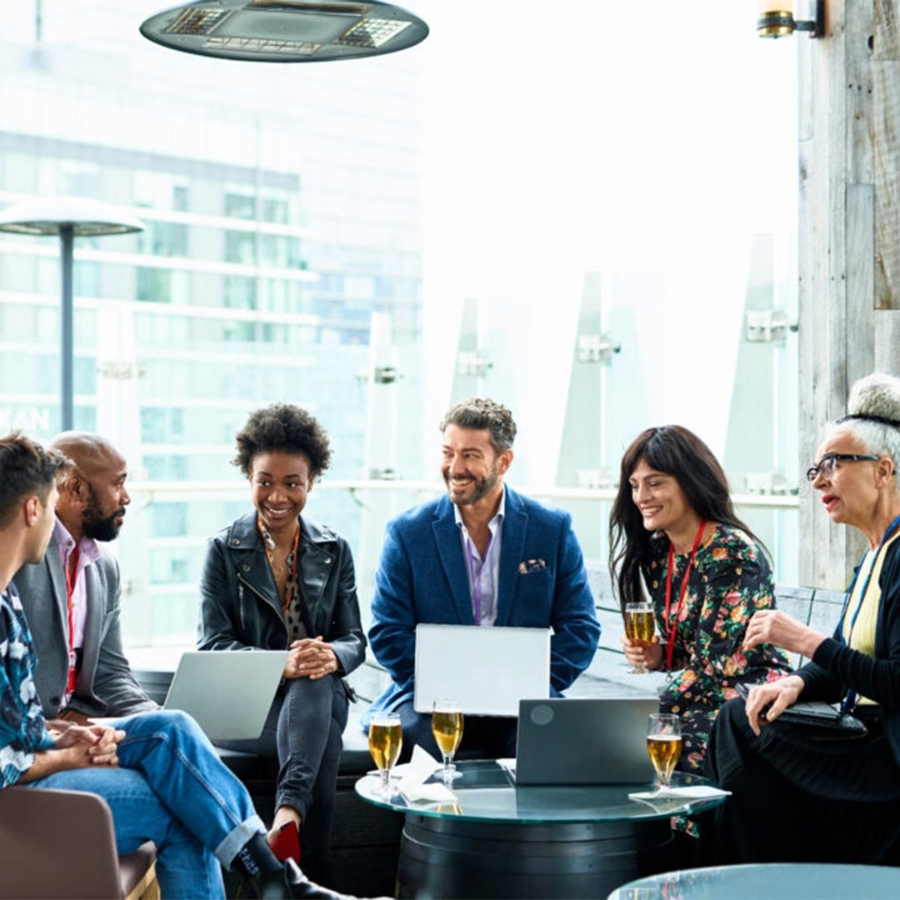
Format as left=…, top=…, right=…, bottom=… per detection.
left=198, top=511, right=366, bottom=678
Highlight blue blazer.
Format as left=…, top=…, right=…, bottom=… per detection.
left=367, top=486, right=601, bottom=715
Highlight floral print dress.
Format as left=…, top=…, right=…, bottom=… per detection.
left=642, top=524, right=791, bottom=774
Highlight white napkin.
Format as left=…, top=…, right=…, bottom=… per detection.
left=396, top=745, right=456, bottom=803
left=628, top=785, right=731, bottom=801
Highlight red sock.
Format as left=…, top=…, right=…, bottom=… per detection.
left=268, top=822, right=301, bottom=863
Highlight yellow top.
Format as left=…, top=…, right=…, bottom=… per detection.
left=841, top=531, right=900, bottom=705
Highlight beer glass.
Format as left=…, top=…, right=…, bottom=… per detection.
left=368, top=712, right=403, bottom=795
left=624, top=601, right=655, bottom=673
left=431, top=699, right=464, bottom=783
left=646, top=713, right=682, bottom=788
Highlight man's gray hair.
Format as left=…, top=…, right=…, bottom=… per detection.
left=440, top=398, right=517, bottom=453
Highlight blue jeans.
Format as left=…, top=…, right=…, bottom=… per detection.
left=218, top=674, right=348, bottom=879
left=32, top=710, right=265, bottom=899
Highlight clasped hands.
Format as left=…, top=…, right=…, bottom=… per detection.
left=283, top=636, right=339, bottom=681
left=48, top=719, right=125, bottom=768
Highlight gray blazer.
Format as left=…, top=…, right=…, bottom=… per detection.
left=12, top=531, right=158, bottom=718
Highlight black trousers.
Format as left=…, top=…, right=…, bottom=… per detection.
left=703, top=698, right=900, bottom=865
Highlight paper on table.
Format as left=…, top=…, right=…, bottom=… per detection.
left=401, top=781, right=457, bottom=803
left=628, top=785, right=731, bottom=801
left=397, top=745, right=456, bottom=803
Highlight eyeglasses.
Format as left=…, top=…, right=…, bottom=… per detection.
left=805, top=453, right=880, bottom=482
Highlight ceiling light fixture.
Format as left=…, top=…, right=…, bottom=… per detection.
left=140, top=0, right=429, bottom=62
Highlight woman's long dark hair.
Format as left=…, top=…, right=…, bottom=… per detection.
left=609, top=425, right=761, bottom=610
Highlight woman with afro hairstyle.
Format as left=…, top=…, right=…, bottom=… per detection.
left=198, top=404, right=365, bottom=884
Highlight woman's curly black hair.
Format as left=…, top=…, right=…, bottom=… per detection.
left=233, top=404, right=332, bottom=478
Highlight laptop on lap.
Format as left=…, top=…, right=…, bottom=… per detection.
left=163, top=650, right=288, bottom=741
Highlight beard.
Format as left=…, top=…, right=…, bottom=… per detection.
left=83, top=487, right=125, bottom=542
left=443, top=463, right=500, bottom=506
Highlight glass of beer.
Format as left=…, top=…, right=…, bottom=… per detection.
left=647, top=713, right=682, bottom=788
left=368, top=712, right=403, bottom=795
left=624, top=601, right=655, bottom=673
left=431, top=699, right=464, bottom=783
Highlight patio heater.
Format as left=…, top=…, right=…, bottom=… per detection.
left=0, top=196, right=145, bottom=431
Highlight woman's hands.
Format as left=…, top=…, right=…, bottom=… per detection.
left=743, top=609, right=826, bottom=659
left=284, top=637, right=339, bottom=681
left=739, top=610, right=828, bottom=735
left=621, top=634, right=664, bottom=671
left=742, top=675, right=806, bottom=735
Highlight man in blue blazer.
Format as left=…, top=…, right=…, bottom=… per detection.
left=367, top=398, right=601, bottom=758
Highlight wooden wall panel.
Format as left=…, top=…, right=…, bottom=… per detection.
left=874, top=310, right=900, bottom=368
left=874, top=0, right=900, bottom=60
left=872, top=60, right=900, bottom=307
left=799, top=0, right=876, bottom=588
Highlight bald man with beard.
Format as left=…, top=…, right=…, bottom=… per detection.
left=13, top=431, right=157, bottom=722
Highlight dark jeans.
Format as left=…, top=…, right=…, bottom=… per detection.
left=218, top=674, right=348, bottom=879
left=393, top=696, right=517, bottom=763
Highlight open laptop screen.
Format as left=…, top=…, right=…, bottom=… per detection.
left=413, top=623, right=550, bottom=716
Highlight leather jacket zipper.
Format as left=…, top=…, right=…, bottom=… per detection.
left=236, top=572, right=289, bottom=640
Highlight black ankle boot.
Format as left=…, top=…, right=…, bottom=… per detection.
left=251, top=860, right=364, bottom=900
left=233, top=832, right=290, bottom=899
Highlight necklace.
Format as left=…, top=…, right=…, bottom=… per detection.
left=257, top=520, right=300, bottom=617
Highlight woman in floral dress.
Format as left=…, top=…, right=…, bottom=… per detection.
left=609, top=425, right=791, bottom=773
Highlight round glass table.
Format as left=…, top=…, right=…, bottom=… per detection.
left=355, top=760, right=727, bottom=899
left=608, top=862, right=900, bottom=899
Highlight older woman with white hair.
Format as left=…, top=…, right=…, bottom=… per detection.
left=704, top=372, right=900, bottom=865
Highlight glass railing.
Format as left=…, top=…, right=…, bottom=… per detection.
left=116, top=479, right=800, bottom=658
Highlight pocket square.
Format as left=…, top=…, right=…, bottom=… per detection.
left=518, top=559, right=547, bottom=574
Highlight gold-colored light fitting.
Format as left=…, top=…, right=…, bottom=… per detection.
left=757, top=1, right=824, bottom=39
left=757, top=10, right=794, bottom=38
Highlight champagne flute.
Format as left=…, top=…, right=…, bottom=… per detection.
left=646, top=713, right=682, bottom=788
left=624, top=601, right=655, bottom=673
left=368, top=713, right=403, bottom=795
left=431, top=699, right=464, bottom=783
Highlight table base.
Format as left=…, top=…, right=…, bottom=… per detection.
left=397, top=814, right=673, bottom=899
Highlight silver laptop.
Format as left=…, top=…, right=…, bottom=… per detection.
left=515, top=697, right=659, bottom=785
left=414, top=623, right=551, bottom=716
left=164, top=650, right=288, bottom=741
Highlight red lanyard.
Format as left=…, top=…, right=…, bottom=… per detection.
left=64, top=545, right=81, bottom=694
left=663, top=520, right=705, bottom=671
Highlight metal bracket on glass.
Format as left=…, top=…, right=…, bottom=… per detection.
left=456, top=351, right=492, bottom=377
left=744, top=309, right=796, bottom=343
left=744, top=471, right=798, bottom=496
left=98, top=362, right=147, bottom=380
left=576, top=334, right=620, bottom=364
left=357, top=365, right=400, bottom=383
left=576, top=468, right=614, bottom=489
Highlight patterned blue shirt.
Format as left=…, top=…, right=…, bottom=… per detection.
left=0, top=582, right=54, bottom=788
